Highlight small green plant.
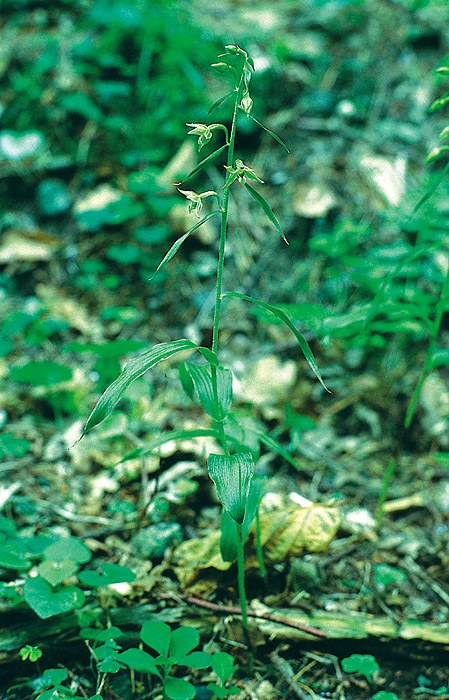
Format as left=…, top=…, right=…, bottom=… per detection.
left=19, top=645, right=43, bottom=662
left=207, top=652, right=240, bottom=699
left=0, top=517, right=135, bottom=619
left=341, top=654, right=379, bottom=682
left=80, top=44, right=326, bottom=632
left=117, top=620, right=234, bottom=700
left=372, top=693, right=400, bottom=700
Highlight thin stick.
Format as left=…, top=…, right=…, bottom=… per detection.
left=161, top=593, right=327, bottom=638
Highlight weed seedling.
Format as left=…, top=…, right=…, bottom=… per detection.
left=341, top=654, right=379, bottom=682
left=117, top=620, right=214, bottom=700
left=80, top=45, right=327, bottom=631
left=207, top=651, right=240, bottom=699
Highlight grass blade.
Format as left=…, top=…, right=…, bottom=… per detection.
left=222, top=292, right=328, bottom=391
left=150, top=211, right=220, bottom=279
left=243, top=182, right=289, bottom=244
left=82, top=340, right=197, bottom=436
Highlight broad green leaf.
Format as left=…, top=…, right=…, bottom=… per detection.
left=181, top=144, right=228, bottom=182
left=341, top=654, right=379, bottom=682
left=43, top=536, right=91, bottom=564
left=208, top=452, right=254, bottom=524
left=222, top=292, right=328, bottom=391
left=169, top=626, right=199, bottom=659
left=78, top=563, right=136, bottom=587
left=0, top=545, right=32, bottom=570
left=0, top=434, right=31, bottom=459
left=243, top=182, right=288, bottom=244
left=164, top=676, right=196, bottom=700
left=23, top=576, right=85, bottom=619
left=119, top=428, right=220, bottom=462
left=116, top=648, right=161, bottom=676
left=178, top=651, right=213, bottom=669
left=208, top=90, right=234, bottom=115
left=38, top=560, right=79, bottom=587
left=211, top=652, right=238, bottom=683
left=150, top=211, right=220, bottom=280
left=185, top=362, right=232, bottom=421
left=42, top=668, right=68, bottom=686
left=247, top=114, right=290, bottom=152
left=140, top=620, right=171, bottom=656
left=11, top=361, right=72, bottom=386
left=82, top=340, right=197, bottom=436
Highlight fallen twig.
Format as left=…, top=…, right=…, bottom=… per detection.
left=160, top=592, right=327, bottom=638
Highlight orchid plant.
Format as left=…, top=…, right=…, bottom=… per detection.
left=81, top=45, right=326, bottom=631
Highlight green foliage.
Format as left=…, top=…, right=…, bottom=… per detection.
left=80, top=626, right=124, bottom=674
left=117, top=621, right=215, bottom=700
left=207, top=652, right=240, bottom=698
left=342, top=654, right=379, bottom=682
left=79, top=44, right=326, bottom=633
left=0, top=433, right=30, bottom=459
left=208, top=452, right=255, bottom=524
left=19, top=645, right=43, bottom=662
left=33, top=666, right=102, bottom=700
left=0, top=518, right=134, bottom=619
left=11, top=361, right=72, bottom=386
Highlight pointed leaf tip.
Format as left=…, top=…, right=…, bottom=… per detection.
left=82, top=340, right=197, bottom=436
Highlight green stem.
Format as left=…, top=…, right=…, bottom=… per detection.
left=211, top=78, right=243, bottom=356
left=215, top=417, right=230, bottom=457
left=255, top=509, right=266, bottom=578
left=404, top=262, right=449, bottom=429
left=236, top=522, right=248, bottom=630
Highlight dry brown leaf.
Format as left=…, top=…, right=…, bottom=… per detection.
left=172, top=504, right=340, bottom=589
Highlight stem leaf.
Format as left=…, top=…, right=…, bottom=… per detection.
left=222, top=292, right=329, bottom=391
left=220, top=475, right=265, bottom=561
left=243, top=181, right=289, bottom=244
left=119, top=428, right=219, bottom=463
left=414, top=162, right=449, bottom=211
left=246, top=113, right=290, bottom=152
left=181, top=144, right=228, bottom=182
left=208, top=452, right=254, bottom=524
left=185, top=362, right=232, bottom=421
left=150, top=211, right=220, bottom=280
left=82, top=340, right=197, bottom=436
left=208, top=90, right=234, bottom=115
